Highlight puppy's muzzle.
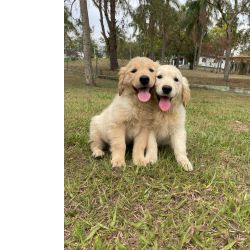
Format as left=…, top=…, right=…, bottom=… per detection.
left=162, top=85, right=172, bottom=94
left=139, top=75, right=150, bottom=86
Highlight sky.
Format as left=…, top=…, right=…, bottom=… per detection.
left=70, top=0, right=187, bottom=43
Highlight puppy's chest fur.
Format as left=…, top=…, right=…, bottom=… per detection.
left=153, top=108, right=185, bottom=144
left=129, top=104, right=153, bottom=125
left=124, top=98, right=154, bottom=141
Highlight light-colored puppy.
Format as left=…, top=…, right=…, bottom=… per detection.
left=146, top=65, right=193, bottom=171
left=89, top=57, right=158, bottom=168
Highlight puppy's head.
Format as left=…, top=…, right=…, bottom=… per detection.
left=118, top=57, right=159, bottom=103
left=155, top=65, right=190, bottom=112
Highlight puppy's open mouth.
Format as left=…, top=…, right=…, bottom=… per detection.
left=157, top=94, right=172, bottom=112
left=133, top=86, right=153, bottom=103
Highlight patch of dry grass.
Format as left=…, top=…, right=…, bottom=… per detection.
left=231, top=120, right=250, bottom=133
left=65, top=59, right=250, bottom=89
left=181, top=68, right=250, bottom=88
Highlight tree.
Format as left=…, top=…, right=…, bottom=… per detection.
left=131, top=0, right=179, bottom=60
left=186, top=0, right=212, bottom=68
left=203, top=25, right=228, bottom=59
left=80, top=0, right=95, bottom=85
left=92, top=0, right=119, bottom=70
left=64, top=5, right=79, bottom=57
left=157, top=0, right=179, bottom=62
left=169, top=5, right=194, bottom=68
left=132, top=2, right=158, bottom=59
left=238, top=28, right=250, bottom=55
left=64, top=5, right=77, bottom=40
left=208, top=0, right=250, bottom=81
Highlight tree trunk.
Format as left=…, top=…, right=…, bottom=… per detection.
left=93, top=0, right=118, bottom=70
left=80, top=0, right=95, bottom=85
left=197, top=30, right=204, bottom=67
left=176, top=55, right=180, bottom=68
left=109, top=0, right=119, bottom=70
left=224, top=45, right=231, bottom=81
left=239, top=62, right=247, bottom=75
left=193, top=43, right=198, bottom=70
left=224, top=24, right=232, bottom=82
left=109, top=37, right=118, bottom=70
left=161, top=32, right=167, bottom=63
left=189, top=61, right=194, bottom=70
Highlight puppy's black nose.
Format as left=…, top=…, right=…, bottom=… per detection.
left=139, top=75, right=150, bottom=85
left=162, top=85, right=172, bottom=94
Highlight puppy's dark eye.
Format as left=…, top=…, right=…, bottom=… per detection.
left=131, top=69, right=137, bottom=73
left=149, top=68, right=154, bottom=72
left=157, top=75, right=162, bottom=79
left=174, top=77, right=179, bottom=82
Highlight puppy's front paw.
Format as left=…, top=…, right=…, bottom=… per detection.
left=177, top=157, right=193, bottom=171
left=111, top=158, right=125, bottom=168
left=92, top=149, right=105, bottom=158
left=182, top=161, right=193, bottom=171
left=133, top=157, right=148, bottom=166
left=145, top=154, right=158, bottom=165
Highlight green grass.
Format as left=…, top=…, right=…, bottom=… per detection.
left=65, top=71, right=250, bottom=249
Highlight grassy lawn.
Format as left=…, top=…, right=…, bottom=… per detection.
left=64, top=71, right=250, bottom=249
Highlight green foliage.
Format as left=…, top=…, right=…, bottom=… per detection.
left=185, top=0, right=211, bottom=39
left=65, top=0, right=250, bottom=69
left=201, top=25, right=227, bottom=57
left=64, top=6, right=78, bottom=37
left=64, top=5, right=80, bottom=58
left=238, top=29, right=250, bottom=55
left=130, top=0, right=195, bottom=61
left=64, top=3, right=102, bottom=59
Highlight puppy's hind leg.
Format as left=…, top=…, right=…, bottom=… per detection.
left=90, top=138, right=105, bottom=158
left=89, top=118, right=105, bottom=158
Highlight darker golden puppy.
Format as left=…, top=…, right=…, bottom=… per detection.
left=89, top=57, right=159, bottom=167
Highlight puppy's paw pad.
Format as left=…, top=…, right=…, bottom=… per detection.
left=92, top=149, right=105, bottom=158
left=111, top=158, right=125, bottom=168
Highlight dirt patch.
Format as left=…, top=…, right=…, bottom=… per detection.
left=231, top=120, right=249, bottom=133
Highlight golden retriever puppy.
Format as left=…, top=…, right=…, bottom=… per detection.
left=145, top=65, right=193, bottom=171
left=89, top=57, right=158, bottom=168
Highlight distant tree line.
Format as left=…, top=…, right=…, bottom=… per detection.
left=64, top=0, right=250, bottom=84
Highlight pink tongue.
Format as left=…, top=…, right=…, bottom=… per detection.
left=137, top=89, right=151, bottom=102
left=159, top=97, right=171, bottom=111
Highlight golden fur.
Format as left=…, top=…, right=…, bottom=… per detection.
left=89, top=57, right=159, bottom=168
left=145, top=65, right=193, bottom=171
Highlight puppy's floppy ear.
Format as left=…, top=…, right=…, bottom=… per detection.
left=182, top=77, right=191, bottom=107
left=154, top=60, right=160, bottom=67
left=118, top=66, right=126, bottom=96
